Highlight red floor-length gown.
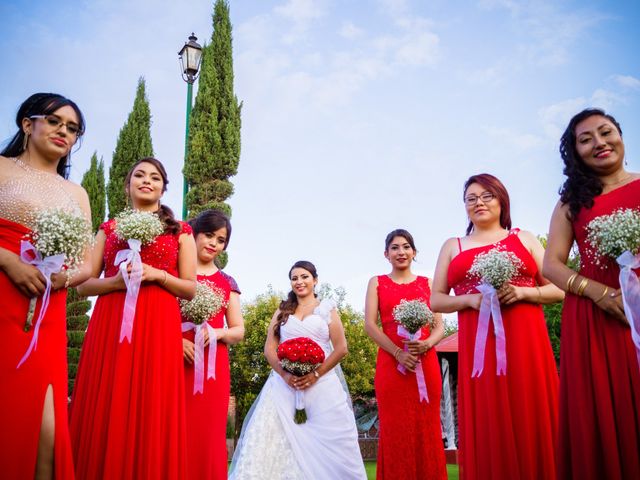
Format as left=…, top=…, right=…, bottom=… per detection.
left=69, top=219, right=191, bottom=479
left=182, top=271, right=240, bottom=480
left=374, top=275, right=447, bottom=480
left=558, top=180, right=640, bottom=480
left=448, top=229, right=558, bottom=480
left=0, top=218, right=75, bottom=479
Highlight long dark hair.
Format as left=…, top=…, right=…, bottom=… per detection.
left=559, top=108, right=623, bottom=219
left=189, top=209, right=232, bottom=249
left=463, top=173, right=512, bottom=235
left=274, top=260, right=318, bottom=339
left=125, top=157, right=181, bottom=235
left=1, top=93, right=85, bottom=178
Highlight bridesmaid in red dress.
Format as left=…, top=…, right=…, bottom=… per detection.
left=69, top=157, right=196, bottom=479
left=431, top=173, right=563, bottom=480
left=543, top=109, right=640, bottom=479
left=0, top=93, right=92, bottom=480
left=182, top=209, right=244, bottom=479
left=364, top=229, right=447, bottom=480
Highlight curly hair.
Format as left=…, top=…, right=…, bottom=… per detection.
left=559, top=108, right=623, bottom=219
left=274, top=260, right=318, bottom=339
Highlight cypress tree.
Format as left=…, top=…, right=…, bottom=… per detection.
left=107, top=77, right=154, bottom=218
left=184, top=0, right=241, bottom=269
left=81, top=151, right=106, bottom=233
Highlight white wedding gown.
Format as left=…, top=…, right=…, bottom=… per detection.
left=229, top=299, right=367, bottom=480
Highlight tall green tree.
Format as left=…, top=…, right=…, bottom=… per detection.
left=107, top=77, right=154, bottom=218
left=81, top=151, right=106, bottom=233
left=184, top=0, right=241, bottom=269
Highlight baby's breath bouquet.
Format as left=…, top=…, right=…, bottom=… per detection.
left=468, top=247, right=524, bottom=290
left=180, top=281, right=227, bottom=325
left=586, top=208, right=640, bottom=266
left=31, top=208, right=92, bottom=271
left=180, top=280, right=228, bottom=394
left=114, top=208, right=164, bottom=244
left=18, top=208, right=91, bottom=367
left=393, top=299, right=435, bottom=334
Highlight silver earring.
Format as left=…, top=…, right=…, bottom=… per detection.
left=22, top=133, right=29, bottom=152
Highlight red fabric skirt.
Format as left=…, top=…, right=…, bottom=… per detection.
left=69, top=285, right=187, bottom=479
left=0, top=217, right=75, bottom=479
left=457, top=302, right=558, bottom=480
left=183, top=332, right=230, bottom=480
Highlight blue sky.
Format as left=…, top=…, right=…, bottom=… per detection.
left=1, top=0, right=639, bottom=309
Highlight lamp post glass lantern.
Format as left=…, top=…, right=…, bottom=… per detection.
left=179, top=33, right=202, bottom=219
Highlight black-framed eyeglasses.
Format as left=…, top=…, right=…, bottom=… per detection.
left=464, top=192, right=495, bottom=206
left=30, top=114, right=83, bottom=137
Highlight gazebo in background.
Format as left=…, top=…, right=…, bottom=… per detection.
left=436, top=332, right=459, bottom=464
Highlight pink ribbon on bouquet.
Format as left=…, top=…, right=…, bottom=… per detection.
left=114, top=239, right=143, bottom=343
left=472, top=283, right=507, bottom=377
left=181, top=321, right=217, bottom=394
left=396, top=325, right=429, bottom=403
left=617, top=251, right=640, bottom=368
left=17, top=241, right=65, bottom=368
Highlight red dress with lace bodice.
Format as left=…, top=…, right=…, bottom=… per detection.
left=447, top=230, right=558, bottom=480
left=374, top=275, right=447, bottom=480
left=183, top=271, right=240, bottom=480
left=558, top=180, right=640, bottom=480
left=69, top=220, right=191, bottom=479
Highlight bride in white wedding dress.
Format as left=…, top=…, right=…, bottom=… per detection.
left=229, top=261, right=367, bottom=480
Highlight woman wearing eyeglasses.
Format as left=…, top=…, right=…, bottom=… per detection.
left=431, top=173, right=563, bottom=480
left=0, top=93, right=92, bottom=480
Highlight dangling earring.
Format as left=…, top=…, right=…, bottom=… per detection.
left=22, top=133, right=30, bottom=152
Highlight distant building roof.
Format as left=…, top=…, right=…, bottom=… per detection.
left=436, top=332, right=458, bottom=353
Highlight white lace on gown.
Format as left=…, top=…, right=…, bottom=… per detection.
left=229, top=299, right=367, bottom=480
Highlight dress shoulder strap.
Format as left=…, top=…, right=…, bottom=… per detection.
left=457, top=237, right=463, bottom=253
left=508, top=228, right=521, bottom=235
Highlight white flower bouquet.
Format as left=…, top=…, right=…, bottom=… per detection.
left=468, top=247, right=524, bottom=290
left=180, top=281, right=227, bottom=325
left=392, top=299, right=435, bottom=334
left=586, top=208, right=640, bottom=266
left=114, top=208, right=164, bottom=244
left=18, top=208, right=91, bottom=367
left=24, top=208, right=92, bottom=330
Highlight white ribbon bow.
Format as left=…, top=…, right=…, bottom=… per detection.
left=17, top=241, right=65, bottom=368
left=472, top=283, right=507, bottom=377
left=181, top=322, right=217, bottom=394
left=617, top=251, right=640, bottom=368
left=114, top=239, right=143, bottom=343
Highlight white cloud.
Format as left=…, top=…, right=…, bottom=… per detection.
left=339, top=21, right=364, bottom=39
left=483, top=126, right=544, bottom=152
left=611, top=74, right=640, bottom=90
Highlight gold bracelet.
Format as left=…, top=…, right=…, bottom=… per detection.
left=535, top=286, right=542, bottom=303
left=594, top=286, right=609, bottom=304
left=576, top=278, right=589, bottom=296
left=162, top=271, right=168, bottom=286
left=393, top=347, right=401, bottom=360
left=566, top=273, right=578, bottom=293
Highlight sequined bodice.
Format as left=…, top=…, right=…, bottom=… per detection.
left=448, top=230, right=537, bottom=295
left=0, top=158, right=82, bottom=230
left=101, top=219, right=192, bottom=277
left=377, top=275, right=432, bottom=339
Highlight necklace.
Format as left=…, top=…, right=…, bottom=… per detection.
left=602, top=174, right=632, bottom=187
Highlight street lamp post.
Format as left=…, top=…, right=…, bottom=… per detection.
left=178, top=33, right=203, bottom=219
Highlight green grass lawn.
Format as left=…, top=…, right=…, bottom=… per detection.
left=364, top=461, right=459, bottom=479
